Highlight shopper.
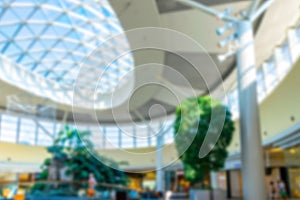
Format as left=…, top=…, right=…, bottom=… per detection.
left=269, top=181, right=277, bottom=200
left=278, top=180, right=288, bottom=200
left=87, top=173, right=97, bottom=197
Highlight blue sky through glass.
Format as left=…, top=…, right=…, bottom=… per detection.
left=0, top=0, right=134, bottom=96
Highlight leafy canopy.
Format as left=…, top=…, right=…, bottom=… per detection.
left=174, top=96, right=234, bottom=185
left=40, top=125, right=128, bottom=185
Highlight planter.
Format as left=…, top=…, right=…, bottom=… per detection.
left=189, top=189, right=227, bottom=200
left=189, top=189, right=210, bottom=200
left=212, top=189, right=226, bottom=200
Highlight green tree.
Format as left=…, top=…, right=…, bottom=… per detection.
left=48, top=126, right=127, bottom=185
left=174, top=96, right=234, bottom=186
left=39, top=125, right=127, bottom=185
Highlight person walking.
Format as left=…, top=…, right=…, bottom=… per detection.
left=87, top=173, right=97, bottom=197
left=278, top=180, right=288, bottom=200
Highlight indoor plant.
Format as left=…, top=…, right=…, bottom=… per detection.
left=174, top=96, right=234, bottom=200
left=31, top=125, right=128, bottom=198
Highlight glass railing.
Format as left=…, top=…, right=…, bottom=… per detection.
left=224, top=19, right=300, bottom=118
left=0, top=110, right=175, bottom=149
left=0, top=180, right=136, bottom=200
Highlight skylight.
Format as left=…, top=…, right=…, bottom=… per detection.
left=0, top=0, right=134, bottom=106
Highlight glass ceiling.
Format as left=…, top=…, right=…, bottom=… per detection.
left=0, top=0, right=134, bottom=102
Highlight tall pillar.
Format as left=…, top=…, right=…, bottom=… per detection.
left=236, top=20, right=266, bottom=200
left=156, top=132, right=164, bottom=192
left=210, top=171, right=218, bottom=189
left=165, top=171, right=171, bottom=191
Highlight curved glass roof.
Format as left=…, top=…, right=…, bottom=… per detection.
left=0, top=0, right=134, bottom=102
left=0, top=23, right=299, bottom=149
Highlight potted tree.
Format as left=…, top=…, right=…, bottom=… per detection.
left=174, top=96, right=234, bottom=200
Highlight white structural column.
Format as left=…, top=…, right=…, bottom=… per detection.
left=210, top=171, right=218, bottom=189
left=156, top=132, right=164, bottom=192
left=236, top=20, right=266, bottom=200
left=165, top=1, right=273, bottom=198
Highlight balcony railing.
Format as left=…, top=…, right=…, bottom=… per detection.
left=223, top=19, right=300, bottom=119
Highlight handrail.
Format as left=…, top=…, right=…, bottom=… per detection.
left=224, top=17, right=300, bottom=119
left=0, top=180, right=133, bottom=191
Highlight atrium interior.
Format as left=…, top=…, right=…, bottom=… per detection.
left=0, top=0, right=300, bottom=200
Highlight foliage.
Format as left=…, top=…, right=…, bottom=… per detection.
left=174, top=96, right=234, bottom=185
left=33, top=125, right=128, bottom=195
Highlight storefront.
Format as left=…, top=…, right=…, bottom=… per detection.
left=224, top=146, right=300, bottom=198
